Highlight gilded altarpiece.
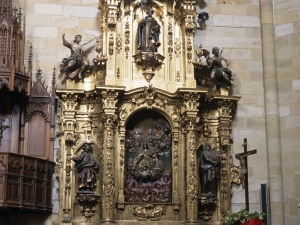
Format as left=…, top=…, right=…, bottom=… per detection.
left=55, top=0, right=240, bottom=225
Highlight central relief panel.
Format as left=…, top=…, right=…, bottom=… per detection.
left=124, top=110, right=172, bottom=203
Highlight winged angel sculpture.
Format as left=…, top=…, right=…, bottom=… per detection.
left=193, top=45, right=234, bottom=89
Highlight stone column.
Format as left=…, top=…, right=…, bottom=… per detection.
left=260, top=1, right=284, bottom=224
left=182, top=93, right=200, bottom=224
left=59, top=93, right=78, bottom=224
left=101, top=90, right=119, bottom=224
left=183, top=4, right=197, bottom=89
left=217, top=100, right=235, bottom=219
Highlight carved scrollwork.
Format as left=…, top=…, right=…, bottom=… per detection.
left=81, top=93, right=101, bottom=111
left=76, top=193, right=101, bottom=221
left=8, top=156, right=21, bottom=169
left=133, top=204, right=166, bottom=221
left=62, top=209, right=71, bottom=223
left=102, top=90, right=119, bottom=112
left=217, top=100, right=236, bottom=118
left=133, top=52, right=165, bottom=82
left=131, top=85, right=166, bottom=109
left=14, top=78, right=28, bottom=93
left=61, top=93, right=78, bottom=111
left=37, top=162, right=46, bottom=173
left=174, top=39, right=181, bottom=57
left=24, top=159, right=35, bottom=171
left=0, top=77, right=9, bottom=89
left=119, top=106, right=128, bottom=121
left=65, top=132, right=77, bottom=147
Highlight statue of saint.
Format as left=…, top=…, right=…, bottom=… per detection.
left=59, top=34, right=95, bottom=80
left=206, top=47, right=234, bottom=89
left=200, top=143, right=221, bottom=198
left=134, top=141, right=159, bottom=169
left=72, top=144, right=99, bottom=191
left=137, top=9, right=161, bottom=52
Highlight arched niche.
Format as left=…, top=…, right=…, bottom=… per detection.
left=124, top=109, right=173, bottom=203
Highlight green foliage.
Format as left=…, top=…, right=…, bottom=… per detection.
left=223, top=209, right=264, bottom=225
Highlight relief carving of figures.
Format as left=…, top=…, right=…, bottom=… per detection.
left=148, top=119, right=172, bottom=156
left=200, top=143, right=221, bottom=198
left=125, top=128, right=143, bottom=153
left=137, top=9, right=161, bottom=53
left=59, top=34, right=95, bottom=81
left=72, top=143, right=99, bottom=191
left=124, top=172, right=171, bottom=203
left=124, top=114, right=172, bottom=203
left=129, top=141, right=165, bottom=182
left=133, top=204, right=166, bottom=221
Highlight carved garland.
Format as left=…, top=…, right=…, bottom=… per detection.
left=174, top=39, right=181, bottom=57
left=109, top=33, right=114, bottom=56
left=103, top=116, right=116, bottom=210
left=168, top=22, right=173, bottom=60
left=187, top=34, right=193, bottom=64
left=124, top=22, right=130, bottom=59
left=116, top=36, right=122, bottom=54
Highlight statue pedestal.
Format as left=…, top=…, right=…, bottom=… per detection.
left=75, top=192, right=101, bottom=223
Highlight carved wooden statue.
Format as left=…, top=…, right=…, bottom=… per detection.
left=59, top=34, right=94, bottom=80
left=137, top=9, right=161, bottom=52
left=200, top=143, right=221, bottom=198
left=206, top=47, right=234, bottom=89
left=72, top=144, right=99, bottom=191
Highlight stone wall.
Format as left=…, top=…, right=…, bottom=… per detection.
left=197, top=0, right=268, bottom=213
left=274, top=0, right=300, bottom=224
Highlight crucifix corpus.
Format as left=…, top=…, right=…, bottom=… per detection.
left=235, top=138, right=257, bottom=211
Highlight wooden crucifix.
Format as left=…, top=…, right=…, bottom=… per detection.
left=235, top=138, right=257, bottom=211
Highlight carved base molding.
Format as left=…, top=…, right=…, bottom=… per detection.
left=76, top=193, right=101, bottom=222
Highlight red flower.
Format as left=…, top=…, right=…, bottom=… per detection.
left=236, top=218, right=265, bottom=225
